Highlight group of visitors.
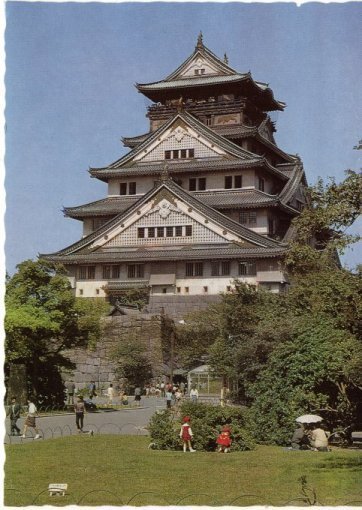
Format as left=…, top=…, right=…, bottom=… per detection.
left=7, top=396, right=41, bottom=439
left=291, top=423, right=330, bottom=451
left=145, top=380, right=187, bottom=398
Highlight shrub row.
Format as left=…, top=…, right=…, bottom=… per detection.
left=148, top=402, right=255, bottom=451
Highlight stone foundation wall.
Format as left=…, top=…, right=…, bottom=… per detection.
left=63, top=313, right=164, bottom=390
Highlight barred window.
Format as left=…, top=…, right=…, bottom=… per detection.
left=185, top=225, right=192, bottom=236
left=166, top=226, right=174, bottom=237
left=189, top=178, right=196, bottom=191
left=165, top=150, right=171, bottom=160
left=186, top=262, right=204, bottom=277
left=102, top=265, right=111, bottom=279
left=198, top=178, right=206, bottom=191
left=239, top=262, right=256, bottom=276
left=112, top=265, right=120, bottom=279
left=78, top=266, right=96, bottom=280
left=240, top=210, right=257, bottom=226
left=225, top=176, right=233, bottom=189
left=221, top=261, right=230, bottom=276
left=138, top=227, right=145, bottom=238
left=148, top=227, right=155, bottom=238
left=128, top=264, right=144, bottom=278
left=234, top=175, right=242, bottom=188
left=211, top=262, right=219, bottom=276
left=120, top=183, right=127, bottom=195
left=258, top=177, right=265, bottom=192
left=129, top=182, right=136, bottom=195
left=175, top=226, right=183, bottom=237
left=157, top=227, right=164, bottom=237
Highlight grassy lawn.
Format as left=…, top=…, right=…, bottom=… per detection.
left=5, top=435, right=362, bottom=506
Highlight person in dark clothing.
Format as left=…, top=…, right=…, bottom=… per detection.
left=74, top=396, right=85, bottom=433
left=291, top=424, right=311, bottom=450
left=8, top=397, right=22, bottom=435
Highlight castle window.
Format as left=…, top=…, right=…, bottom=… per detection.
left=138, top=227, right=145, bottom=238
left=120, top=182, right=136, bottom=195
left=79, top=289, right=83, bottom=296
left=127, top=264, right=144, bottom=278
left=203, top=286, right=208, bottom=293
left=185, top=225, right=192, bottom=236
left=167, top=148, right=195, bottom=160
left=211, top=261, right=230, bottom=276
left=225, top=175, right=242, bottom=189
left=102, top=265, right=111, bottom=279
left=194, top=68, right=206, bottom=75
left=184, top=287, right=189, bottom=294
left=221, top=261, right=230, bottom=276
left=148, top=227, right=155, bottom=238
left=198, top=178, right=206, bottom=191
left=258, top=177, right=265, bottom=192
left=189, top=178, right=196, bottom=191
left=112, top=266, right=120, bottom=279
left=225, top=176, right=233, bottom=189
left=96, top=289, right=100, bottom=295
left=175, top=226, right=183, bottom=237
left=239, top=261, right=256, bottom=276
left=186, top=262, right=203, bottom=277
left=78, top=265, right=96, bottom=280
left=157, top=227, right=164, bottom=237
left=166, top=226, right=174, bottom=237
left=240, top=211, right=257, bottom=226
left=177, top=287, right=181, bottom=293
left=234, top=175, right=242, bottom=188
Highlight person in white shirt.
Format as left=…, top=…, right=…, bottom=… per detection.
left=106, top=384, right=115, bottom=405
left=189, top=387, right=199, bottom=402
left=310, top=424, right=329, bottom=451
left=21, top=397, right=40, bottom=439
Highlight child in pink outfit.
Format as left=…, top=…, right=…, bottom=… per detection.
left=180, top=416, right=196, bottom=452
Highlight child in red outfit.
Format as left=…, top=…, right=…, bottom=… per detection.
left=180, top=416, right=196, bottom=452
left=216, top=425, right=232, bottom=453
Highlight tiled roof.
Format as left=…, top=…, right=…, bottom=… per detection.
left=64, top=197, right=139, bottom=218
left=65, top=189, right=279, bottom=219
left=279, top=164, right=307, bottom=205
left=43, top=243, right=287, bottom=264
left=42, top=179, right=284, bottom=259
left=90, top=157, right=282, bottom=180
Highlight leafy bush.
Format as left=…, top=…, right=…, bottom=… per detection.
left=148, top=403, right=255, bottom=451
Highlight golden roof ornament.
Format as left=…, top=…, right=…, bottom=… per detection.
left=224, top=53, right=229, bottom=65
left=176, top=96, right=184, bottom=112
left=160, top=164, right=169, bottom=182
left=196, top=31, right=204, bottom=49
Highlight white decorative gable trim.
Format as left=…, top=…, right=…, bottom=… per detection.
left=89, top=189, right=253, bottom=251
left=144, top=199, right=181, bottom=219
left=178, top=55, right=221, bottom=78
left=133, top=119, right=228, bottom=163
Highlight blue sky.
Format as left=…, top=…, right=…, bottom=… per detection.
left=5, top=1, right=362, bottom=274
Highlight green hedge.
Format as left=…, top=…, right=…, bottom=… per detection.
left=148, top=402, right=255, bottom=452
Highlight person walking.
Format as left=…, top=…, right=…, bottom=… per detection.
left=179, top=416, right=196, bottom=452
left=88, top=381, right=97, bottom=399
left=66, top=380, right=76, bottom=405
left=21, top=397, right=40, bottom=439
left=74, top=395, right=86, bottom=433
left=165, top=389, right=173, bottom=409
left=106, top=384, right=115, bottom=405
left=134, top=386, right=142, bottom=407
left=8, top=396, right=22, bottom=436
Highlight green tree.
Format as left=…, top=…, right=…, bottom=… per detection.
left=285, top=170, right=362, bottom=272
left=247, top=317, right=362, bottom=444
left=112, top=335, right=153, bottom=389
left=5, top=259, right=109, bottom=405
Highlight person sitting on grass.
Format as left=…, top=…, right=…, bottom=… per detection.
left=310, top=423, right=329, bottom=451
left=291, top=423, right=311, bottom=450
left=216, top=424, right=232, bottom=453
left=179, top=416, right=196, bottom=452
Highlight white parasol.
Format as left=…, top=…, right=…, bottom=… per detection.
left=296, top=414, right=323, bottom=424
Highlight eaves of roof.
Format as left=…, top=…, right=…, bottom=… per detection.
left=43, top=243, right=287, bottom=265
left=42, top=179, right=284, bottom=258
left=64, top=189, right=283, bottom=219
